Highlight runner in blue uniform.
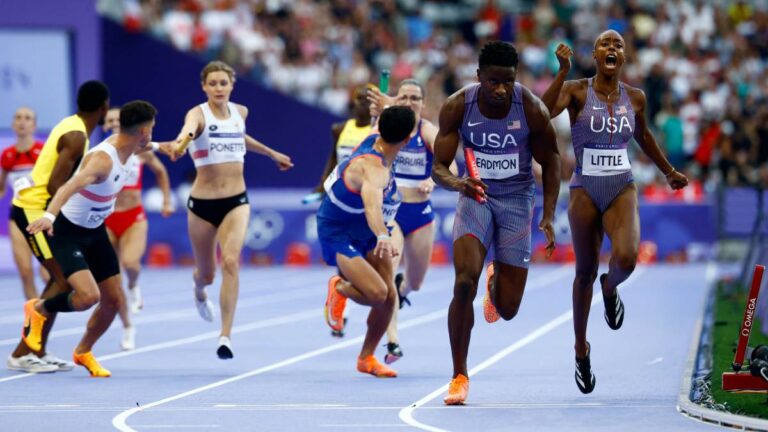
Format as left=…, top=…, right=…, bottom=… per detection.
left=318, top=106, right=415, bottom=378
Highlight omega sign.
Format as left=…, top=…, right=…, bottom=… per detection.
left=742, top=297, right=757, bottom=337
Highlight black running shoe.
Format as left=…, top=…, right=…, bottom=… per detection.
left=396, top=273, right=410, bottom=309
left=330, top=317, right=348, bottom=338
left=217, top=336, right=234, bottom=360
left=383, top=342, right=403, bottom=364
left=601, top=274, right=624, bottom=330
left=575, top=342, right=596, bottom=394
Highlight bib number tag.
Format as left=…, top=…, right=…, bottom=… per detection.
left=475, top=152, right=519, bottom=180
left=394, top=151, right=427, bottom=176
left=582, top=148, right=631, bottom=176
left=12, top=175, right=33, bottom=197
left=382, top=202, right=400, bottom=223
left=86, top=210, right=111, bottom=225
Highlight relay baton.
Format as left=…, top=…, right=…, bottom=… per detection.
left=463, top=147, right=486, bottom=203
left=175, top=132, right=194, bottom=154
left=371, top=69, right=391, bottom=125
left=379, top=69, right=390, bottom=94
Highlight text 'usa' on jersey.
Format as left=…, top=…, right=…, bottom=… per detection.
left=571, top=79, right=636, bottom=177
left=459, top=83, right=533, bottom=188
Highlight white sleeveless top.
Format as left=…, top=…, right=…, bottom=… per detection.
left=60, top=140, right=131, bottom=228
left=189, top=102, right=246, bottom=167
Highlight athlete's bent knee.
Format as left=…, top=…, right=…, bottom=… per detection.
left=195, top=270, right=215, bottom=286
left=615, top=252, right=637, bottom=275
left=122, top=259, right=141, bottom=275
left=367, top=285, right=389, bottom=306
left=499, top=304, right=520, bottom=321
left=80, top=291, right=101, bottom=309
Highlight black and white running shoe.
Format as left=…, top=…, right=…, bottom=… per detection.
left=601, top=274, right=625, bottom=330
left=395, top=273, right=410, bottom=309
left=217, top=336, right=234, bottom=359
left=384, top=342, right=403, bottom=364
left=575, top=342, right=596, bottom=394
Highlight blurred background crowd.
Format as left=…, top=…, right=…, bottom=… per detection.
left=98, top=0, right=768, bottom=200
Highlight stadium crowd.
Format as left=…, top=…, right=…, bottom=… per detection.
left=98, top=0, right=768, bottom=199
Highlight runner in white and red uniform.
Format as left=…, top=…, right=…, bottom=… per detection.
left=0, top=107, right=48, bottom=300
left=102, top=107, right=173, bottom=351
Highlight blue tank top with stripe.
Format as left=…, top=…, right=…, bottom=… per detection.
left=319, top=134, right=401, bottom=223
left=394, top=120, right=433, bottom=187
left=459, top=83, right=533, bottom=196
left=570, top=78, right=635, bottom=211
left=571, top=78, right=635, bottom=177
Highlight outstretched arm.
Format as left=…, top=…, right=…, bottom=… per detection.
left=243, top=134, right=294, bottom=170
left=631, top=88, right=688, bottom=190
left=171, top=107, right=205, bottom=160
left=541, top=43, right=574, bottom=118
left=525, top=88, right=561, bottom=257
left=28, top=152, right=112, bottom=235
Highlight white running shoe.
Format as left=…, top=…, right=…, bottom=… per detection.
left=121, top=326, right=136, bottom=351
left=128, top=286, right=143, bottom=314
left=194, top=287, right=215, bottom=322
left=39, top=353, right=75, bottom=371
left=7, top=354, right=57, bottom=373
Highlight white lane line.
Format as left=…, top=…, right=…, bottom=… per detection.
left=112, top=268, right=572, bottom=432
left=0, top=309, right=318, bottom=384
left=398, top=267, right=647, bottom=432
left=0, top=274, right=455, bottom=384
left=319, top=425, right=409, bottom=428
left=131, top=426, right=220, bottom=429
left=0, top=269, right=334, bottom=312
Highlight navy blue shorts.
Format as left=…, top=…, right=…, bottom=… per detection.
left=394, top=200, right=435, bottom=237
left=317, top=215, right=377, bottom=266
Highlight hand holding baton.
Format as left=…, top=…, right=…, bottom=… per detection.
left=371, top=70, right=390, bottom=125
left=175, top=132, right=194, bottom=155
left=463, top=147, right=487, bottom=203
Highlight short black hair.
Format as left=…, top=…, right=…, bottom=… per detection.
left=478, top=41, right=518, bottom=70
left=77, top=80, right=110, bottom=112
left=120, top=100, right=157, bottom=133
left=379, top=106, right=415, bottom=144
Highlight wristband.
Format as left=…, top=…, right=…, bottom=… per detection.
left=377, top=233, right=390, bottom=241
left=664, top=168, right=676, bottom=177
left=43, top=212, right=56, bottom=223
left=150, top=141, right=160, bottom=151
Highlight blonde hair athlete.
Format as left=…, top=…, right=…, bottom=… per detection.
left=170, top=61, right=293, bottom=359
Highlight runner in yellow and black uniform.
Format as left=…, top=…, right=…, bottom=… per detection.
left=6, top=81, right=110, bottom=374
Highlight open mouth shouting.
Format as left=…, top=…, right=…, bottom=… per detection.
left=605, top=53, right=618, bottom=69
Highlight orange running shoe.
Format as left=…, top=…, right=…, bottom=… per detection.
left=73, top=351, right=111, bottom=378
left=324, top=275, right=347, bottom=332
left=22, top=299, right=46, bottom=352
left=483, top=263, right=500, bottom=323
left=444, top=374, right=470, bottom=405
left=357, top=355, right=397, bottom=377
